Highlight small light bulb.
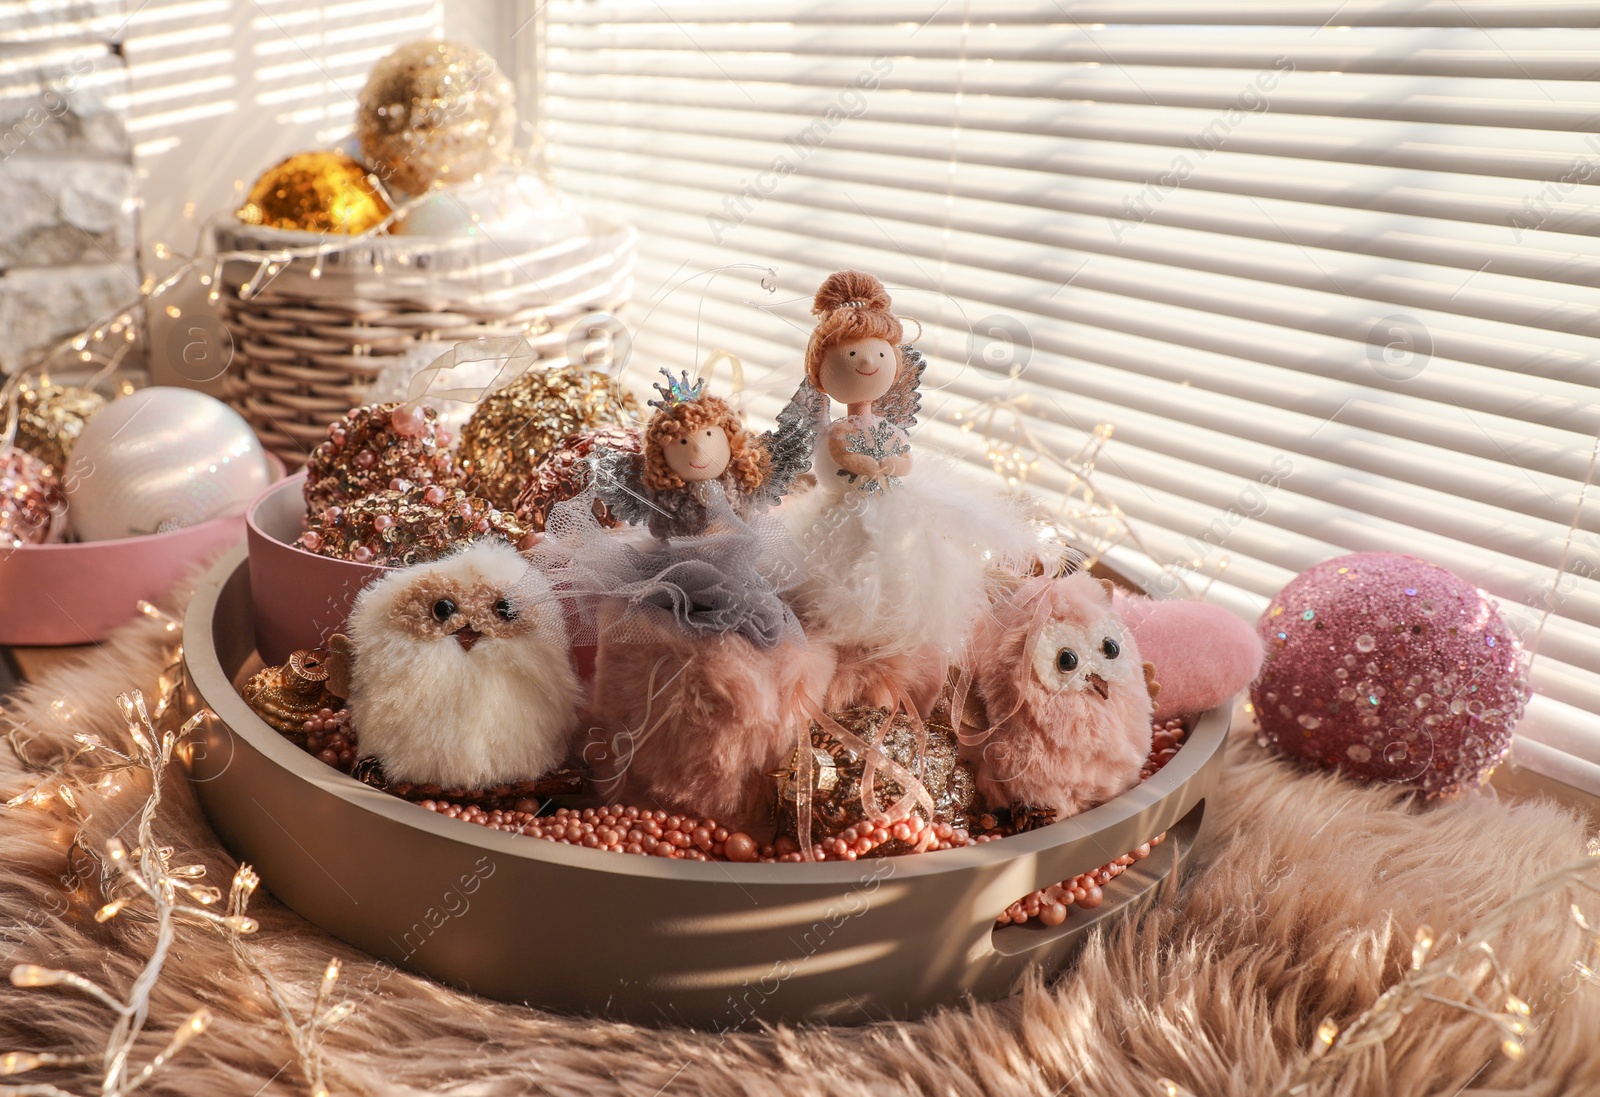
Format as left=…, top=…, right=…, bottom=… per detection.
left=0, top=1051, right=44, bottom=1074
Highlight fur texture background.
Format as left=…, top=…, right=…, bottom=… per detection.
left=2, top=603, right=1598, bottom=1097
left=587, top=602, right=835, bottom=827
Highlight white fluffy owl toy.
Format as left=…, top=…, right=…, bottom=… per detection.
left=343, top=540, right=581, bottom=789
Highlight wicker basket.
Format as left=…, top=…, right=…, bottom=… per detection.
left=214, top=215, right=636, bottom=467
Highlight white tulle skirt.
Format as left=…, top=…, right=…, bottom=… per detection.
left=779, top=449, right=1042, bottom=659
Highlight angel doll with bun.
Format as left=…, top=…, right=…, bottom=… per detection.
left=781, top=271, right=1045, bottom=713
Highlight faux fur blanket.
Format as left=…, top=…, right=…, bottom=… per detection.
left=1, top=602, right=1597, bottom=1097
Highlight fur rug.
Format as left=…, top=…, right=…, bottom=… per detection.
left=1, top=602, right=1598, bottom=1097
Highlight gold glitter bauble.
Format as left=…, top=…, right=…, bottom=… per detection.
left=14, top=382, right=106, bottom=473
left=237, top=151, right=391, bottom=234
left=457, top=367, right=640, bottom=511
left=357, top=40, right=517, bottom=197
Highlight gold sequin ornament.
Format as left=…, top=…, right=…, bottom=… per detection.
left=237, top=151, right=391, bottom=234
left=14, top=381, right=105, bottom=473
left=773, top=706, right=983, bottom=853
left=242, top=649, right=345, bottom=744
left=457, top=367, right=641, bottom=511
left=357, top=40, right=517, bottom=197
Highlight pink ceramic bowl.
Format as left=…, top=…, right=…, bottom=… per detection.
left=245, top=474, right=390, bottom=666
left=0, top=455, right=286, bottom=647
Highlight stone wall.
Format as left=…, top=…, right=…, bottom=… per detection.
left=0, top=3, right=137, bottom=375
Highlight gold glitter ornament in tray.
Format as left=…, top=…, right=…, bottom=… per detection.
left=773, top=707, right=985, bottom=853
left=457, top=366, right=642, bottom=511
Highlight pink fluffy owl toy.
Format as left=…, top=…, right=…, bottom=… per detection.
left=960, top=572, right=1155, bottom=829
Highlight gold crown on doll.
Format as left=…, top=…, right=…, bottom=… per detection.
left=647, top=369, right=708, bottom=410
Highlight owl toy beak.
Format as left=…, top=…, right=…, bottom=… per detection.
left=454, top=627, right=483, bottom=652
left=1085, top=672, right=1110, bottom=699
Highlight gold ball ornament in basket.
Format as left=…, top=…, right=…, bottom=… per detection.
left=357, top=40, right=517, bottom=196
left=237, top=150, right=391, bottom=235
left=457, top=366, right=642, bottom=510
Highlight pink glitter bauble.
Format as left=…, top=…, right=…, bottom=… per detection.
left=0, top=445, right=65, bottom=548
left=1251, top=552, right=1529, bottom=796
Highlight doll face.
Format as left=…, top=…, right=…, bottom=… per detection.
left=663, top=424, right=732, bottom=482
left=818, top=337, right=897, bottom=404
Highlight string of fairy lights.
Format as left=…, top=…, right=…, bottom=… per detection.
left=1, top=604, right=347, bottom=1097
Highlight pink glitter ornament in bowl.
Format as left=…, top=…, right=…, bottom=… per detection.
left=1251, top=552, right=1529, bottom=797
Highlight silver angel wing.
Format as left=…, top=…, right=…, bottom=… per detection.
left=873, top=344, right=925, bottom=430
left=750, top=377, right=830, bottom=508
left=590, top=447, right=654, bottom=528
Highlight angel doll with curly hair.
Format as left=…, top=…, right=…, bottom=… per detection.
left=533, top=367, right=835, bottom=826
left=598, top=369, right=820, bottom=540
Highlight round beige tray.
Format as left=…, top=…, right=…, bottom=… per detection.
left=182, top=546, right=1228, bottom=1027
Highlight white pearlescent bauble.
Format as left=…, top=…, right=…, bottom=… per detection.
left=390, top=172, right=584, bottom=244
left=66, top=388, right=272, bottom=542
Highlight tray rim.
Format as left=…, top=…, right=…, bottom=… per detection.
left=184, top=544, right=1230, bottom=888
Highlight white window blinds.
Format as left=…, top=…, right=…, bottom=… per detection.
left=540, top=1, right=1600, bottom=793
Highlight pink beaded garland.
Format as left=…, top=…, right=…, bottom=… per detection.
left=1251, top=552, right=1529, bottom=796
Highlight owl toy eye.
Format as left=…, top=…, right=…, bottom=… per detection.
left=1102, top=637, right=1120, bottom=659
left=432, top=598, right=456, bottom=622
left=1056, top=648, right=1078, bottom=673
left=494, top=597, right=517, bottom=622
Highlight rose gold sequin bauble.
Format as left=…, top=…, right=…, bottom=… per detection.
left=357, top=40, right=517, bottom=196
left=297, top=484, right=527, bottom=567
left=0, top=446, right=66, bottom=548
left=457, top=367, right=640, bottom=511
left=513, top=425, right=642, bottom=532
left=1251, top=552, right=1529, bottom=797
left=14, top=382, right=105, bottom=473
left=303, top=403, right=461, bottom=515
